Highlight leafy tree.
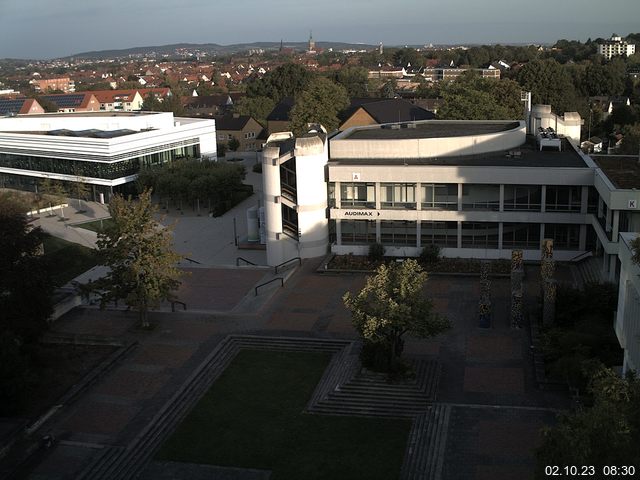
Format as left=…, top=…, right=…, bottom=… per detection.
left=0, top=213, right=53, bottom=342
left=245, top=63, right=314, bottom=102
left=88, top=189, right=184, bottom=328
left=584, top=59, right=626, bottom=96
left=34, top=96, right=59, bottom=113
left=233, top=95, right=275, bottom=127
left=141, top=92, right=162, bottom=111
left=535, top=365, right=640, bottom=477
left=228, top=137, right=240, bottom=152
left=392, top=48, right=424, bottom=68
left=334, top=66, right=370, bottom=98
left=289, top=77, right=349, bottom=134
left=516, top=59, right=578, bottom=113
left=618, top=123, right=640, bottom=155
left=39, top=178, right=67, bottom=218
left=439, top=75, right=523, bottom=120
left=381, top=79, right=397, bottom=99
left=343, top=259, right=450, bottom=372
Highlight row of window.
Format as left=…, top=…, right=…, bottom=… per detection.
left=339, top=220, right=581, bottom=250
left=332, top=183, right=596, bottom=213
left=0, top=145, right=200, bottom=180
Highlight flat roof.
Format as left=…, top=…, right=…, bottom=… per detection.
left=342, top=121, right=521, bottom=140
left=592, top=155, right=640, bottom=189
left=330, top=137, right=589, bottom=168
left=11, top=111, right=161, bottom=119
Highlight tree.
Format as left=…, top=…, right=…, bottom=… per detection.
left=516, top=59, right=578, bottom=113
left=88, top=189, right=184, bottom=327
left=233, top=95, right=275, bottom=127
left=535, top=365, right=640, bottom=477
left=245, top=63, right=314, bottom=102
left=334, top=66, right=370, bottom=98
left=439, top=75, right=523, bottom=120
left=141, top=92, right=162, bottom=111
left=227, top=137, right=240, bottom=152
left=289, top=77, right=349, bottom=134
left=618, top=123, right=640, bottom=155
left=0, top=213, right=53, bottom=342
left=39, top=178, right=67, bottom=218
left=343, top=259, right=450, bottom=372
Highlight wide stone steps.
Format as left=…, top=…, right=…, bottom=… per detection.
left=400, top=404, right=452, bottom=480
left=80, top=335, right=353, bottom=480
left=576, top=256, right=604, bottom=287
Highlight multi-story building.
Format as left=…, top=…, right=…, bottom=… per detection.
left=259, top=106, right=640, bottom=374
left=39, top=93, right=101, bottom=113
left=31, top=77, right=76, bottom=93
left=598, top=34, right=636, bottom=60
left=214, top=114, right=264, bottom=152
left=0, top=111, right=216, bottom=202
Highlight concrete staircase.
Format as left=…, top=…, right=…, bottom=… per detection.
left=400, top=404, right=451, bottom=480
left=77, top=335, right=350, bottom=480
left=575, top=256, right=605, bottom=288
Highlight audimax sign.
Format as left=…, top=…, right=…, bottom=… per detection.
left=344, top=211, right=381, bottom=217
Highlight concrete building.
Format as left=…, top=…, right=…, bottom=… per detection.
left=0, top=111, right=216, bottom=201
left=598, top=34, right=636, bottom=60
left=260, top=108, right=640, bottom=374
left=31, top=77, right=76, bottom=93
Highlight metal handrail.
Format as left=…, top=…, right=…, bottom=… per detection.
left=255, top=277, right=284, bottom=296
left=569, top=251, right=593, bottom=263
left=274, top=256, right=301, bottom=274
left=184, top=257, right=202, bottom=265
left=236, top=257, right=257, bottom=266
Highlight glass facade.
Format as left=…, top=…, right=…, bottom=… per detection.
left=462, top=184, right=500, bottom=211
left=421, top=184, right=457, bottom=210
left=545, top=186, right=581, bottom=212
left=0, top=143, right=199, bottom=180
left=503, top=185, right=542, bottom=211
left=381, top=221, right=417, bottom=246
left=461, top=222, right=499, bottom=248
left=545, top=224, right=580, bottom=250
left=420, top=221, right=458, bottom=247
left=340, top=182, right=376, bottom=208
left=381, top=183, right=416, bottom=209
left=502, top=223, right=540, bottom=249
left=341, top=220, right=376, bottom=245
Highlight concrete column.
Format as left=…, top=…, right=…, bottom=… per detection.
left=336, top=219, right=342, bottom=246
left=606, top=206, right=612, bottom=233
left=416, top=221, right=422, bottom=249
left=457, top=221, right=462, bottom=249
left=580, top=185, right=589, bottom=214
left=376, top=220, right=381, bottom=243
left=612, top=210, right=620, bottom=241
left=416, top=182, right=422, bottom=211
left=539, top=224, right=545, bottom=250
left=609, top=254, right=617, bottom=282
left=375, top=182, right=381, bottom=210
left=498, top=222, right=504, bottom=250
left=540, top=185, right=546, bottom=213
left=579, top=224, right=587, bottom=251
left=598, top=196, right=603, bottom=218
left=499, top=184, right=505, bottom=212
left=457, top=183, right=463, bottom=211
left=335, top=182, right=341, bottom=209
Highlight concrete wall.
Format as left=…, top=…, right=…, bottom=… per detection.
left=614, top=233, right=640, bottom=374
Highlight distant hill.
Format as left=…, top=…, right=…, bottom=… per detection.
left=66, top=41, right=379, bottom=59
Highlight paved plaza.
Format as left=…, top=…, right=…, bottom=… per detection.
left=12, top=162, right=570, bottom=479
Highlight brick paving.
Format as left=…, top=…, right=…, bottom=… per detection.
left=15, top=258, right=572, bottom=479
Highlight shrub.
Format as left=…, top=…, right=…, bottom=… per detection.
left=419, top=244, right=441, bottom=264
left=368, top=242, right=385, bottom=261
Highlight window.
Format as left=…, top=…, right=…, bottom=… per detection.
left=421, top=184, right=457, bottom=210
left=381, top=221, right=417, bottom=246
left=502, top=223, right=540, bottom=249
left=503, top=185, right=541, bottom=211
left=461, top=222, right=499, bottom=249
left=380, top=183, right=416, bottom=209
left=421, top=221, right=457, bottom=247
left=462, top=184, right=500, bottom=211
left=282, top=204, right=298, bottom=239
left=244, top=131, right=256, bottom=139
left=340, top=182, right=375, bottom=208
left=545, top=186, right=581, bottom=212
left=545, top=224, right=580, bottom=250
left=341, top=220, right=376, bottom=245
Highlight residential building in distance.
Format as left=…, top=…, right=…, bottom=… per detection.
left=31, top=77, right=76, bottom=93
left=91, top=90, right=144, bottom=111
left=0, top=98, right=45, bottom=116
left=39, top=93, right=101, bottom=113
left=339, top=98, right=435, bottom=131
left=214, top=114, right=263, bottom=151
left=598, top=34, right=636, bottom=60
left=0, top=111, right=216, bottom=202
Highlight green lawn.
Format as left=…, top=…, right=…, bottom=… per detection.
left=156, top=350, right=411, bottom=480
left=73, top=218, right=114, bottom=233
left=42, top=235, right=99, bottom=286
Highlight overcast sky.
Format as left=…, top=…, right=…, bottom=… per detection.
left=1, top=0, right=639, bottom=59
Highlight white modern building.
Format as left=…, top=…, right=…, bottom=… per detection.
left=598, top=34, right=636, bottom=60
left=261, top=107, right=640, bottom=374
left=0, top=111, right=216, bottom=201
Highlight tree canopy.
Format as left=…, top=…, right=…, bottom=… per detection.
left=535, top=365, right=640, bottom=476
left=343, top=259, right=450, bottom=371
left=289, top=77, right=349, bottom=134
left=233, top=95, right=275, bottom=127
left=88, top=190, right=184, bottom=327
left=516, top=59, right=578, bottom=113
left=438, top=75, right=523, bottom=120
left=245, top=63, right=315, bottom=103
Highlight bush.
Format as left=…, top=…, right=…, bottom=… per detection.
left=252, top=162, right=263, bottom=173
left=368, top=242, right=385, bottom=261
left=419, top=244, right=441, bottom=264
left=216, top=143, right=227, bottom=157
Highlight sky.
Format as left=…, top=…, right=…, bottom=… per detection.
left=0, top=0, right=639, bottom=59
